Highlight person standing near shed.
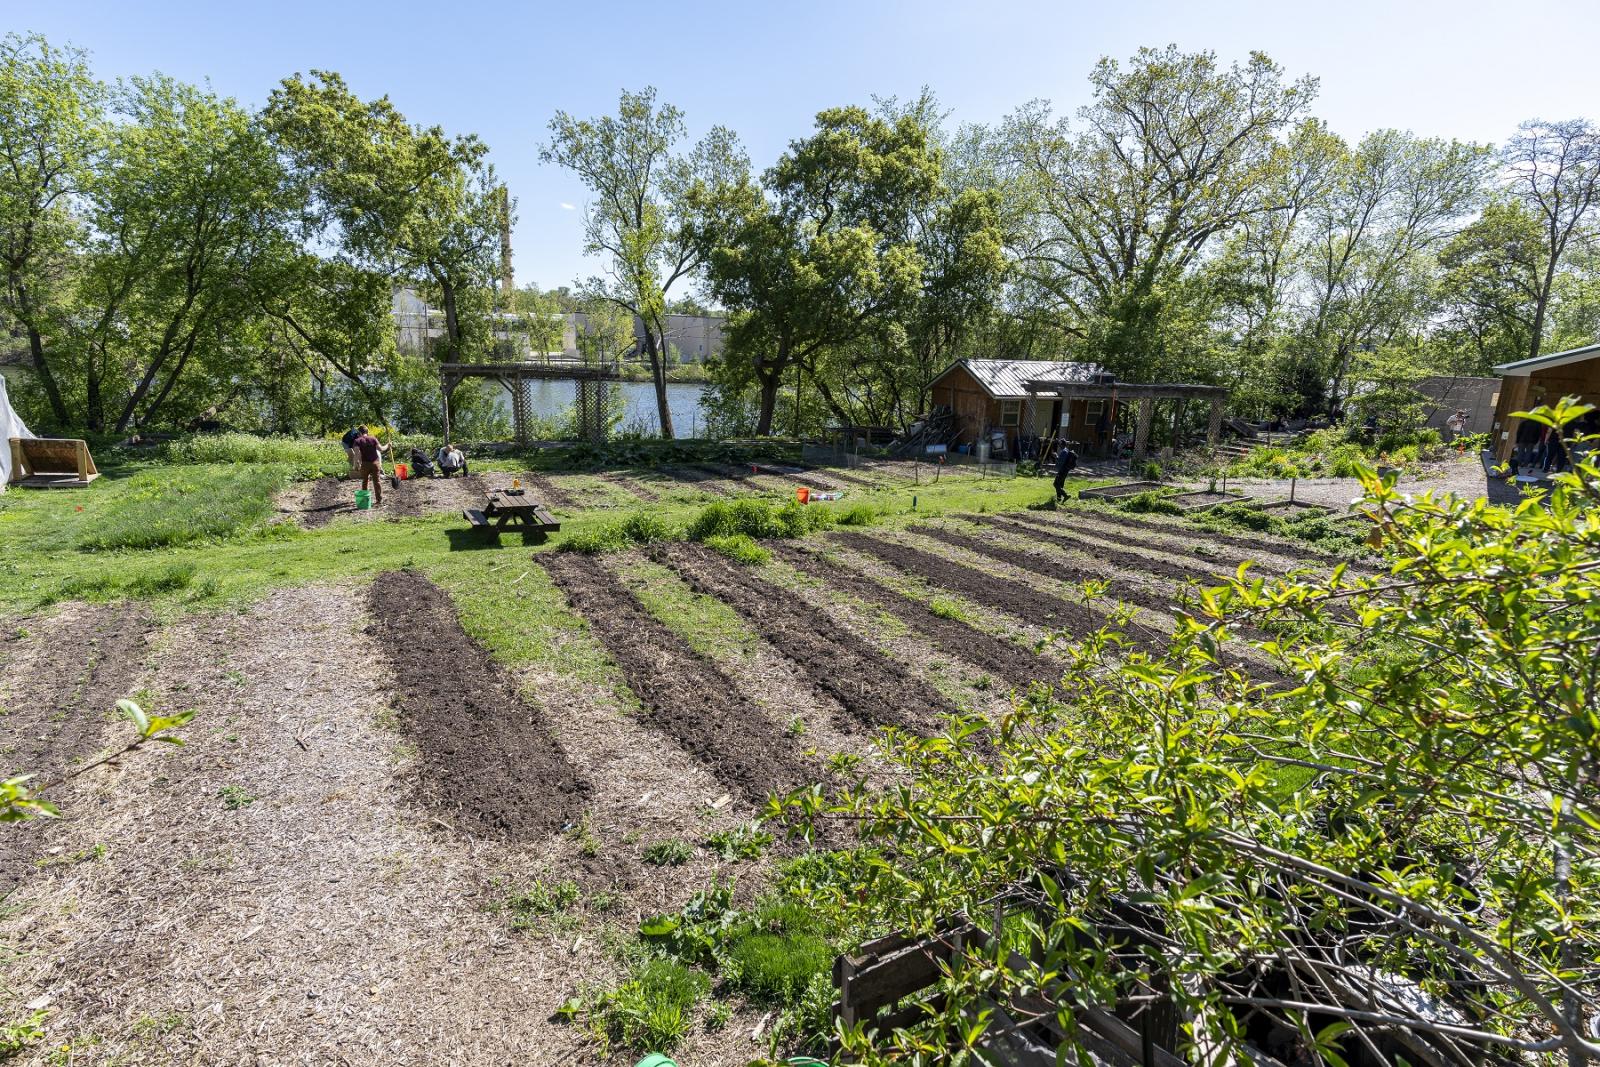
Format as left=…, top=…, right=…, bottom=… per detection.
left=1053, top=441, right=1078, bottom=503
left=352, top=425, right=388, bottom=506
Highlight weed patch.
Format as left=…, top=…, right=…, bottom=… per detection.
left=704, top=533, right=770, bottom=565
left=642, top=839, right=695, bottom=867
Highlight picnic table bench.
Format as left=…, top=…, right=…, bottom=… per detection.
left=463, top=490, right=561, bottom=538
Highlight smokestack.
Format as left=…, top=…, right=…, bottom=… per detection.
left=497, top=185, right=514, bottom=299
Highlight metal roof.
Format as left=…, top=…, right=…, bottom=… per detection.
left=933, top=358, right=1103, bottom=399
left=1493, top=341, right=1600, bottom=376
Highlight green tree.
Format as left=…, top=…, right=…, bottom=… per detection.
left=1500, top=118, right=1600, bottom=362
left=264, top=71, right=502, bottom=365
left=993, top=48, right=1316, bottom=378
left=701, top=101, right=943, bottom=434
left=0, top=32, right=105, bottom=427
left=541, top=87, right=748, bottom=438
left=1295, top=130, right=1489, bottom=415
left=1434, top=198, right=1543, bottom=373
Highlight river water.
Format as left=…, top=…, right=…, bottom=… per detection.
left=490, top=379, right=711, bottom=437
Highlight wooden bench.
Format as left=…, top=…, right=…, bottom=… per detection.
left=8, top=437, right=100, bottom=488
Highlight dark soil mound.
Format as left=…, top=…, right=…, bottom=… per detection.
left=539, top=553, right=817, bottom=804
left=367, top=570, right=588, bottom=839
left=302, top=476, right=352, bottom=527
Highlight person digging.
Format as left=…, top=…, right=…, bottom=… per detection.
left=352, top=425, right=389, bottom=507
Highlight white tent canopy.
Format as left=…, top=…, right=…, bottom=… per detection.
left=0, top=374, right=35, bottom=490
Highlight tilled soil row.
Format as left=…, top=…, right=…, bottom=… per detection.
left=1014, top=509, right=1304, bottom=575
left=751, top=464, right=848, bottom=491
left=923, top=519, right=1187, bottom=618
left=539, top=553, right=819, bottom=804
left=832, top=531, right=1164, bottom=653
left=813, top=466, right=883, bottom=489
left=367, top=570, right=588, bottom=839
left=1067, top=506, right=1367, bottom=569
left=380, top=474, right=487, bottom=519
left=655, top=543, right=953, bottom=733
left=771, top=542, right=1061, bottom=693
left=302, top=476, right=353, bottom=527
left=600, top=472, right=659, bottom=501
left=0, top=605, right=153, bottom=893
left=662, top=466, right=733, bottom=495
left=945, top=516, right=1221, bottom=588
left=514, top=472, right=575, bottom=509
left=929, top=520, right=1280, bottom=653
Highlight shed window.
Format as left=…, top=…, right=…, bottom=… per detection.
left=1086, top=399, right=1105, bottom=420
left=1000, top=400, right=1021, bottom=427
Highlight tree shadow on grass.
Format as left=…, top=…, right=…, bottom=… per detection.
left=444, top=528, right=549, bottom=552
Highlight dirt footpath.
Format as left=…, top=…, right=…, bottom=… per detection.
left=0, top=588, right=613, bottom=1065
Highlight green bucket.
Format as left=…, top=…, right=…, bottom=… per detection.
left=354, top=488, right=372, bottom=510
left=634, top=1057, right=677, bottom=1067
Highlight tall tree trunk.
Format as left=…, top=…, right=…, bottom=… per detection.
left=642, top=322, right=675, bottom=439
left=26, top=325, right=69, bottom=427
left=439, top=275, right=462, bottom=362
left=1527, top=258, right=1557, bottom=362
left=754, top=365, right=782, bottom=437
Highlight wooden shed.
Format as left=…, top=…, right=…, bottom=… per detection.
left=1491, top=343, right=1600, bottom=465
left=926, top=359, right=1104, bottom=458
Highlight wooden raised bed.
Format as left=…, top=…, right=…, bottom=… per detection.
left=1079, top=480, right=1165, bottom=501
left=1165, top=490, right=1242, bottom=512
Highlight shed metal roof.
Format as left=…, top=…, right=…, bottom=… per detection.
left=1493, top=341, right=1600, bottom=376
left=933, top=358, right=1103, bottom=399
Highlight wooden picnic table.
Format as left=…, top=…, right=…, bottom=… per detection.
left=463, top=490, right=561, bottom=535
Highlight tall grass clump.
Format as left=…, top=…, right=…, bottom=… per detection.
left=835, top=502, right=878, bottom=527
left=75, top=465, right=292, bottom=551
left=562, top=511, right=681, bottom=554
left=688, top=498, right=834, bottom=542
left=162, top=434, right=347, bottom=478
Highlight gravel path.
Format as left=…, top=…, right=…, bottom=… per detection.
left=1190, top=456, right=1503, bottom=511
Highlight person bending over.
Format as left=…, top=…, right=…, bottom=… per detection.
left=436, top=442, right=468, bottom=478
left=352, top=426, right=388, bottom=505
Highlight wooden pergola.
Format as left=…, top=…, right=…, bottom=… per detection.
left=1023, top=378, right=1229, bottom=458
left=439, top=360, right=625, bottom=445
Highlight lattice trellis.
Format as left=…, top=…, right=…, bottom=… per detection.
left=575, top=380, right=612, bottom=445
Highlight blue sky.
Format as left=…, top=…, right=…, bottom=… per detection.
left=10, top=0, right=1600, bottom=290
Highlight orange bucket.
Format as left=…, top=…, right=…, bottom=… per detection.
left=795, top=486, right=810, bottom=504
left=396, top=462, right=409, bottom=480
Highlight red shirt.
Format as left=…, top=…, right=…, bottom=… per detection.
left=354, top=434, right=381, bottom=463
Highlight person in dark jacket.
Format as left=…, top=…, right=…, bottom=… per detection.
left=1053, top=442, right=1078, bottom=503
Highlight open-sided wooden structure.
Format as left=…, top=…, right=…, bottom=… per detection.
left=1490, top=342, right=1600, bottom=465
left=8, top=437, right=100, bottom=488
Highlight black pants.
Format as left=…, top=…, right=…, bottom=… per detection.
left=1053, top=471, right=1068, bottom=501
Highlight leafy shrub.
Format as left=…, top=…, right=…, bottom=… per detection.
left=705, top=533, right=770, bottom=565
left=704, top=822, right=774, bottom=862
left=773, top=500, right=834, bottom=538
left=76, top=465, right=292, bottom=551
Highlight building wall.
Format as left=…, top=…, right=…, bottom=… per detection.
left=1492, top=356, right=1600, bottom=462
left=929, top=370, right=996, bottom=450
left=1417, top=376, right=1499, bottom=435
